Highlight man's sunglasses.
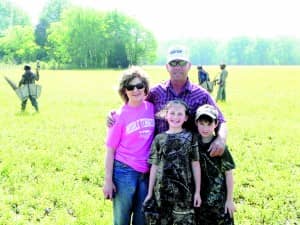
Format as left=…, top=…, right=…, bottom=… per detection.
left=169, top=60, right=188, bottom=67
left=125, top=83, right=145, bottom=91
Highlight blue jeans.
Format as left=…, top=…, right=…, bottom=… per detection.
left=113, top=160, right=149, bottom=225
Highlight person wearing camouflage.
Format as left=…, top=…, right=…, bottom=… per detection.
left=194, top=104, right=236, bottom=225
left=18, top=64, right=40, bottom=112
left=216, top=64, right=228, bottom=102
left=144, top=100, right=201, bottom=225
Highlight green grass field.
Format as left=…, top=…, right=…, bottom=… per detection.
left=0, top=66, right=299, bottom=224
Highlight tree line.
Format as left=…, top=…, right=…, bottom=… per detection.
left=156, top=37, right=300, bottom=65
left=1, top=0, right=300, bottom=68
left=0, top=0, right=157, bottom=69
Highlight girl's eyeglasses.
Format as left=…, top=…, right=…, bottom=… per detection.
left=169, top=60, right=188, bottom=67
left=125, top=83, right=145, bottom=91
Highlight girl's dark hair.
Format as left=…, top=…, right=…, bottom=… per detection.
left=118, top=66, right=150, bottom=103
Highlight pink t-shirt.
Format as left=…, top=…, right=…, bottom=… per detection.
left=106, top=101, right=155, bottom=173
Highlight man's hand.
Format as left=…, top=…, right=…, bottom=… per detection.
left=106, top=111, right=116, bottom=127
left=208, top=136, right=225, bottom=157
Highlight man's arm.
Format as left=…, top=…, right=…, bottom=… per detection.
left=209, top=121, right=227, bottom=157
left=106, top=111, right=116, bottom=127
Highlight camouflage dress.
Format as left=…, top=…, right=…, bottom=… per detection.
left=195, top=136, right=235, bottom=225
left=148, top=130, right=199, bottom=225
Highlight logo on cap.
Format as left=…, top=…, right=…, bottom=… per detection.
left=167, top=46, right=190, bottom=63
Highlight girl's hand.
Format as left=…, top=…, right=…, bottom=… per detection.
left=225, top=200, right=236, bottom=218
left=143, top=193, right=152, bottom=204
left=193, top=192, right=202, bottom=207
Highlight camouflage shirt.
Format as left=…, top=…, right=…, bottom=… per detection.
left=149, top=130, right=199, bottom=206
left=197, top=135, right=235, bottom=206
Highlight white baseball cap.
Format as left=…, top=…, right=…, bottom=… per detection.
left=166, top=45, right=190, bottom=63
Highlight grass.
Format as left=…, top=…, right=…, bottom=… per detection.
left=0, top=66, right=299, bottom=224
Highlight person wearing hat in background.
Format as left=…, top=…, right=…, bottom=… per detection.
left=197, top=65, right=213, bottom=93
left=216, top=64, right=228, bottom=102
left=18, top=64, right=40, bottom=112
left=194, top=104, right=236, bottom=225
left=107, top=45, right=227, bottom=156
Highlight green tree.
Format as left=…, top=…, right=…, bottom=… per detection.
left=0, top=26, right=38, bottom=63
left=46, top=22, right=71, bottom=68
left=46, top=9, right=156, bottom=68
left=189, top=39, right=219, bottom=65
left=103, top=11, right=157, bottom=68
left=34, top=0, right=70, bottom=60
left=225, top=37, right=254, bottom=65
left=0, top=0, right=30, bottom=35
left=47, top=7, right=107, bottom=68
left=253, top=38, right=271, bottom=65
left=35, top=0, right=70, bottom=46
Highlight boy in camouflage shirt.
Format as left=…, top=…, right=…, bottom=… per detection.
left=195, top=104, right=236, bottom=225
left=144, top=100, right=201, bottom=225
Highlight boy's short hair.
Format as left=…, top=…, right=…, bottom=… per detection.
left=195, top=104, right=218, bottom=122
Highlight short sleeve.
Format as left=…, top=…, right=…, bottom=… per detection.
left=105, top=113, right=122, bottom=149
left=148, top=134, right=162, bottom=165
left=190, top=133, right=200, bottom=161
left=221, top=146, right=235, bottom=172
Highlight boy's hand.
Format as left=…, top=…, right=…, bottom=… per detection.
left=225, top=200, right=236, bottom=218
left=208, top=136, right=225, bottom=157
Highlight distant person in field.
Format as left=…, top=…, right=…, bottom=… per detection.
left=194, top=104, right=236, bottom=225
left=102, top=66, right=155, bottom=225
left=18, top=64, right=40, bottom=112
left=143, top=100, right=201, bottom=225
left=197, top=65, right=213, bottom=93
left=216, top=64, right=228, bottom=102
left=108, top=45, right=227, bottom=157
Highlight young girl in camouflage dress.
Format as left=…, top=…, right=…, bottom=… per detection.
left=144, top=100, right=201, bottom=225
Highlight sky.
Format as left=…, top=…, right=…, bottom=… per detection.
left=11, top=0, right=300, bottom=40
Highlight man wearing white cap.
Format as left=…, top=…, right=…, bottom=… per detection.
left=147, top=45, right=227, bottom=157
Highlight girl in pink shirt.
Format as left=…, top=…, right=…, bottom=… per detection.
left=103, top=67, right=155, bottom=225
